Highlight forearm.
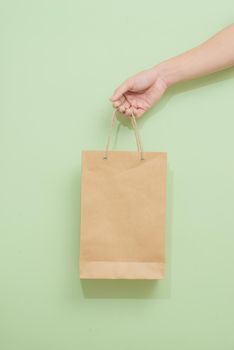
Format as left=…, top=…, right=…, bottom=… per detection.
left=156, top=24, right=234, bottom=87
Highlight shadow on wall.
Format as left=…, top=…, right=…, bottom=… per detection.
left=79, top=169, right=174, bottom=299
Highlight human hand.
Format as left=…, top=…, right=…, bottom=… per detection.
left=110, top=66, right=168, bottom=118
left=110, top=24, right=234, bottom=118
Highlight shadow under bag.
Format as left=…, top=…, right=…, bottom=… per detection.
left=79, top=110, right=167, bottom=279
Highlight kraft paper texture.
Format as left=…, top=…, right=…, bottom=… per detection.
left=79, top=150, right=167, bottom=279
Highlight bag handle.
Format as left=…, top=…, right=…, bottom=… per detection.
left=103, top=109, right=145, bottom=160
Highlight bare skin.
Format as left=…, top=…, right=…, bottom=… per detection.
left=110, top=24, right=234, bottom=118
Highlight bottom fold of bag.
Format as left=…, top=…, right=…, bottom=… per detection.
left=79, top=261, right=164, bottom=280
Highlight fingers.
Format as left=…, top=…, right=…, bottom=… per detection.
left=109, top=77, right=146, bottom=118
left=119, top=100, right=130, bottom=114
left=117, top=96, right=146, bottom=118
left=112, top=96, right=145, bottom=118
left=112, top=95, right=125, bottom=109
left=124, top=106, right=145, bottom=118
left=111, top=95, right=129, bottom=114
left=110, top=78, right=133, bottom=102
left=134, top=108, right=145, bottom=118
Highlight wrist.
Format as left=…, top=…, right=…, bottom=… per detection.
left=152, top=58, right=185, bottom=88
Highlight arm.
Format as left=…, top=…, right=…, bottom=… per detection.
left=111, top=24, right=234, bottom=117
left=159, top=23, right=234, bottom=86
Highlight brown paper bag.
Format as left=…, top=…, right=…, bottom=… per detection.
left=79, top=110, right=167, bottom=279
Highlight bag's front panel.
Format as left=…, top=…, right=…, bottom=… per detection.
left=79, top=150, right=167, bottom=279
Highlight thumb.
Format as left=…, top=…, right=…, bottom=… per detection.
left=110, top=78, right=133, bottom=101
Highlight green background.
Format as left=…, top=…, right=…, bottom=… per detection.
left=1, top=1, right=234, bottom=349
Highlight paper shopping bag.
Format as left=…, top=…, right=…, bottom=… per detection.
left=79, top=110, right=167, bottom=279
